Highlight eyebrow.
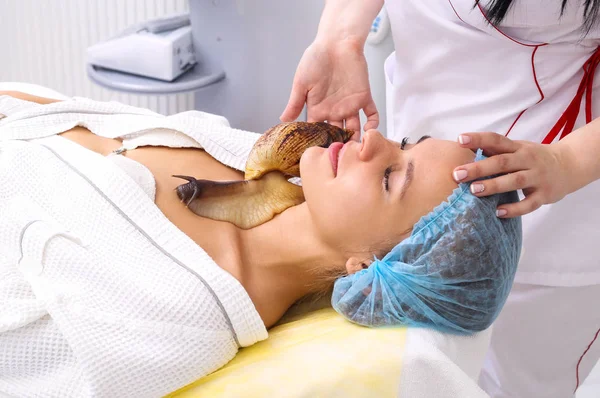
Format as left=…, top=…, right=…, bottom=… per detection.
left=397, top=135, right=428, bottom=199
left=399, top=161, right=414, bottom=199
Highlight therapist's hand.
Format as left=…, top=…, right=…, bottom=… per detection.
left=451, top=132, right=576, bottom=218
left=280, top=39, right=379, bottom=138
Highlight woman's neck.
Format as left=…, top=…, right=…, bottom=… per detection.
left=234, top=203, right=346, bottom=327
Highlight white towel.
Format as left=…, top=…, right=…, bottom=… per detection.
left=0, top=97, right=268, bottom=398
left=398, top=328, right=492, bottom=397
left=0, top=95, right=261, bottom=172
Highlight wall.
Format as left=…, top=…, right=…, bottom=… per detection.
left=0, top=0, right=194, bottom=115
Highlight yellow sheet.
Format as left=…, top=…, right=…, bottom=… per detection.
left=167, top=308, right=407, bottom=397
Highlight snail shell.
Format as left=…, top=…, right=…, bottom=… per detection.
left=245, top=122, right=354, bottom=180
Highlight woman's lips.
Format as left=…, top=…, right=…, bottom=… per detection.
left=328, top=142, right=344, bottom=176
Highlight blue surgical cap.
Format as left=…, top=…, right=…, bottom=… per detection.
left=332, top=150, right=522, bottom=335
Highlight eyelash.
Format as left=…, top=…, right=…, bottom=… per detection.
left=383, top=166, right=392, bottom=191
left=401, top=137, right=409, bottom=150
left=386, top=137, right=409, bottom=191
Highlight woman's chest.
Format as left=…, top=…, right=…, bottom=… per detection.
left=60, top=128, right=244, bottom=279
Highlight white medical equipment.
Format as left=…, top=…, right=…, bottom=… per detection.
left=86, top=2, right=325, bottom=133
left=87, top=14, right=196, bottom=82
left=363, top=5, right=395, bottom=135
left=367, top=6, right=391, bottom=45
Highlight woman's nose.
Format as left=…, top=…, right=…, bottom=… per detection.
left=359, top=130, right=385, bottom=162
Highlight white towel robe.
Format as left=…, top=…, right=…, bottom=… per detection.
left=0, top=96, right=268, bottom=398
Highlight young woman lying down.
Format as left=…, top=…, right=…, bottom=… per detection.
left=0, top=91, right=521, bottom=397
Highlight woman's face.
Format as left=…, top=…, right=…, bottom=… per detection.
left=299, top=130, right=476, bottom=257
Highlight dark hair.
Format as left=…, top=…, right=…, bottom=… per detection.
left=475, top=0, right=600, bottom=35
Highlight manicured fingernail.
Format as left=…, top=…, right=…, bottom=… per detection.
left=496, top=209, right=508, bottom=217
left=453, top=169, right=468, bottom=181
left=470, top=183, right=485, bottom=194
left=458, top=135, right=471, bottom=145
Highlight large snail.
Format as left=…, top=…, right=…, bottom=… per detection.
left=173, top=122, right=354, bottom=229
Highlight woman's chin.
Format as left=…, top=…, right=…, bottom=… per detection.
left=300, top=146, right=323, bottom=167
left=299, top=147, right=326, bottom=182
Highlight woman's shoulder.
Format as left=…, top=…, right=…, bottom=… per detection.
left=0, top=90, right=63, bottom=105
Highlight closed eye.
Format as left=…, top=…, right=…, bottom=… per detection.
left=416, top=135, right=431, bottom=144
left=400, top=135, right=431, bottom=150
left=383, top=166, right=392, bottom=191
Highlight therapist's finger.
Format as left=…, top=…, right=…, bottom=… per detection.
left=453, top=153, right=524, bottom=183
left=306, top=105, right=329, bottom=123
left=280, top=85, right=307, bottom=122
left=306, top=111, right=322, bottom=123
left=496, top=192, right=544, bottom=218
left=467, top=171, right=533, bottom=197
left=457, top=132, right=521, bottom=156
left=345, top=114, right=361, bottom=141
left=329, top=120, right=344, bottom=128
left=363, top=99, right=379, bottom=131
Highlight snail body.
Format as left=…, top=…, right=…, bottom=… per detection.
left=174, top=121, right=354, bottom=229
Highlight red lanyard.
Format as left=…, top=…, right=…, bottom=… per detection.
left=543, top=46, right=600, bottom=144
